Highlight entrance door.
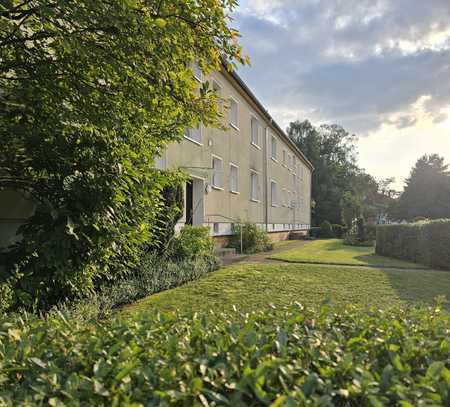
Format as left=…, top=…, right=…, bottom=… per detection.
left=186, top=180, right=194, bottom=225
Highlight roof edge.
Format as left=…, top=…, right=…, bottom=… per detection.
left=221, top=66, right=314, bottom=171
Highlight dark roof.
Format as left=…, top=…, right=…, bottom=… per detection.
left=225, top=68, right=314, bottom=171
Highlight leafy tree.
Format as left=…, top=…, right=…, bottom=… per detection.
left=288, top=120, right=359, bottom=225
left=390, top=154, right=450, bottom=221
left=0, top=0, right=246, bottom=308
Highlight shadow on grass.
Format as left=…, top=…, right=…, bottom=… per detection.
left=383, top=268, right=450, bottom=309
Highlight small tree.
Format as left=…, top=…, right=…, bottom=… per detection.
left=0, top=0, right=247, bottom=309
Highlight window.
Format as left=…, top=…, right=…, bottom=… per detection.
left=282, top=150, right=287, bottom=166
left=300, top=165, right=304, bottom=180
left=293, top=156, right=297, bottom=172
left=287, top=190, right=292, bottom=208
left=184, top=124, right=202, bottom=144
left=229, top=98, right=239, bottom=129
left=229, top=164, right=239, bottom=193
left=213, top=223, right=220, bottom=234
left=282, top=188, right=287, bottom=207
left=251, top=117, right=260, bottom=146
left=250, top=171, right=260, bottom=201
left=271, top=136, right=277, bottom=160
left=192, top=61, right=202, bottom=82
left=271, top=181, right=278, bottom=206
left=213, top=80, right=223, bottom=113
left=212, top=156, right=223, bottom=188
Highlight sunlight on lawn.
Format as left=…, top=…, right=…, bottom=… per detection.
left=269, top=239, right=425, bottom=268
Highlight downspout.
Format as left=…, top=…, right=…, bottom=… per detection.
left=263, top=123, right=269, bottom=230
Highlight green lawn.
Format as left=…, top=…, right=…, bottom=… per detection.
left=270, top=239, right=425, bottom=268
left=124, top=262, right=450, bottom=315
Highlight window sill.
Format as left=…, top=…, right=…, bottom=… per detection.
left=251, top=142, right=261, bottom=150
left=271, top=157, right=278, bottom=163
left=184, top=136, right=203, bottom=146
left=271, top=204, right=279, bottom=207
left=230, top=190, right=240, bottom=195
left=229, top=123, right=240, bottom=131
left=194, top=75, right=202, bottom=83
left=250, top=198, right=260, bottom=203
left=211, top=185, right=224, bottom=191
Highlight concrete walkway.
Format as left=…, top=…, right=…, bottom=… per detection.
left=222, top=240, right=310, bottom=266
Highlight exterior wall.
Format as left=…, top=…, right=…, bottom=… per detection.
left=163, top=68, right=313, bottom=236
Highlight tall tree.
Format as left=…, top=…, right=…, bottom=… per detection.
left=391, top=154, right=450, bottom=220
left=288, top=120, right=359, bottom=225
left=0, top=0, right=246, bottom=307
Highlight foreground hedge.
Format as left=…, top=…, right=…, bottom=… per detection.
left=376, top=219, right=450, bottom=270
left=1, top=304, right=449, bottom=406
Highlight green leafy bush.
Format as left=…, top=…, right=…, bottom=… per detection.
left=169, top=225, right=215, bottom=260
left=309, top=227, right=321, bottom=238
left=228, top=222, right=273, bottom=254
left=365, top=224, right=377, bottom=241
left=319, top=220, right=335, bottom=238
left=343, top=234, right=374, bottom=247
left=332, top=224, right=347, bottom=238
left=1, top=303, right=449, bottom=406
left=376, top=219, right=450, bottom=270
left=53, top=253, right=220, bottom=321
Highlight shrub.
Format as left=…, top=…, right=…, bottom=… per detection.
left=169, top=225, right=215, bottom=260
left=228, top=222, right=272, bottom=254
left=332, top=224, right=347, bottom=238
left=365, top=224, right=377, bottom=241
left=309, top=227, right=321, bottom=238
left=53, top=254, right=220, bottom=321
left=1, top=303, right=449, bottom=406
left=343, top=234, right=374, bottom=247
left=319, top=220, right=335, bottom=238
left=0, top=281, right=13, bottom=314
left=376, top=219, right=450, bottom=270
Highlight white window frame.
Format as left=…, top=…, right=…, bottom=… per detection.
left=229, top=163, right=239, bottom=194
left=270, top=180, right=278, bottom=207
left=250, top=170, right=260, bottom=202
left=192, top=61, right=202, bottom=82
left=228, top=97, right=239, bottom=130
left=184, top=124, right=202, bottom=146
left=250, top=116, right=261, bottom=148
left=271, top=135, right=277, bottom=161
left=211, top=155, right=224, bottom=190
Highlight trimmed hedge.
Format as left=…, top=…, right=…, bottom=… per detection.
left=376, top=219, right=450, bottom=270
left=1, top=304, right=449, bottom=405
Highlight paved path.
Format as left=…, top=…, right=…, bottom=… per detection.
left=222, top=240, right=310, bottom=266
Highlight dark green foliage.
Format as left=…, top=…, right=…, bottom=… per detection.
left=376, top=220, right=450, bottom=270
left=320, top=221, right=335, bottom=238
left=365, top=224, right=377, bottom=241
left=343, top=235, right=374, bottom=247
left=52, top=254, right=220, bottom=321
left=169, top=226, right=215, bottom=260
left=228, top=222, right=272, bottom=254
left=356, top=217, right=366, bottom=241
left=148, top=183, right=184, bottom=255
left=0, top=1, right=246, bottom=310
left=1, top=303, right=449, bottom=405
left=309, top=227, right=321, bottom=238
left=332, top=224, right=346, bottom=238
left=390, top=154, right=450, bottom=221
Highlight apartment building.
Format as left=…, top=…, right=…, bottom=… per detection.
left=0, top=66, right=313, bottom=249
left=157, top=66, right=313, bottom=244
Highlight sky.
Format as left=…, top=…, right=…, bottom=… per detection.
left=233, top=0, right=450, bottom=190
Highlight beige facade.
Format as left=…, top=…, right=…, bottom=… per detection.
left=158, top=68, right=313, bottom=237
